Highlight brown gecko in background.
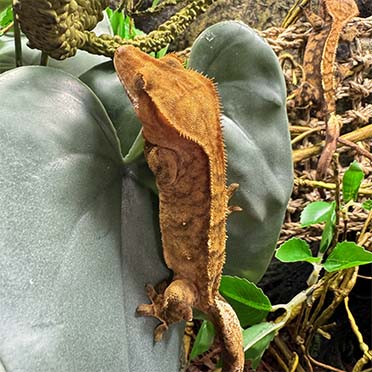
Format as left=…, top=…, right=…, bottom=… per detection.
left=114, top=45, right=244, bottom=372
left=295, top=0, right=359, bottom=178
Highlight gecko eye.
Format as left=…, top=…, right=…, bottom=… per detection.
left=134, top=74, right=145, bottom=92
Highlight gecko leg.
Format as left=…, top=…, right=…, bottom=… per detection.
left=227, top=183, right=242, bottom=215
left=137, top=279, right=197, bottom=342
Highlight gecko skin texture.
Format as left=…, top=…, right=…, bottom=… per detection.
left=114, top=45, right=244, bottom=372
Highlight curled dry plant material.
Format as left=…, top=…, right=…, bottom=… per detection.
left=13, top=0, right=218, bottom=58
left=14, top=0, right=110, bottom=59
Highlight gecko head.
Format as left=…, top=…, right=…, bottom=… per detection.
left=114, top=45, right=185, bottom=101
left=114, top=45, right=151, bottom=107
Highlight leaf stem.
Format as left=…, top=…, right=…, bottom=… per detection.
left=12, top=3, right=22, bottom=67
left=40, top=51, right=49, bottom=66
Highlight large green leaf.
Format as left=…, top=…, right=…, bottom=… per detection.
left=189, top=21, right=293, bottom=281
left=0, top=15, right=111, bottom=75
left=0, top=66, right=182, bottom=372
left=80, top=61, right=142, bottom=156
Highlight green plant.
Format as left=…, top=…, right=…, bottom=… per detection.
left=105, top=8, right=169, bottom=58
left=0, top=4, right=12, bottom=35
left=276, top=161, right=372, bottom=273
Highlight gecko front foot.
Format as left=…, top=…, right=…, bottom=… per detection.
left=137, top=279, right=197, bottom=342
left=227, top=183, right=242, bottom=215
left=136, top=284, right=171, bottom=341
left=136, top=284, right=165, bottom=319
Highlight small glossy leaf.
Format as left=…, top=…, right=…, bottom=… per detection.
left=323, top=242, right=372, bottom=272
left=0, top=5, right=12, bottom=29
left=319, top=205, right=336, bottom=253
left=220, top=276, right=271, bottom=327
left=275, top=238, right=321, bottom=263
left=361, top=200, right=372, bottom=211
left=106, top=9, right=122, bottom=35
left=243, top=322, right=276, bottom=369
left=301, top=201, right=335, bottom=227
left=342, top=161, right=364, bottom=203
left=190, top=320, right=216, bottom=360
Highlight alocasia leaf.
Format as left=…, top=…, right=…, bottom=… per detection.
left=189, top=21, right=293, bottom=281
left=0, top=66, right=182, bottom=372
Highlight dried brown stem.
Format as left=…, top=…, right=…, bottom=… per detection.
left=337, top=137, right=372, bottom=161
left=293, top=124, right=372, bottom=163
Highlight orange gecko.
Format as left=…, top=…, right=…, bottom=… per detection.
left=114, top=45, right=244, bottom=372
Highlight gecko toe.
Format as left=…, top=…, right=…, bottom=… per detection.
left=154, top=322, right=168, bottom=342
left=136, top=303, right=155, bottom=317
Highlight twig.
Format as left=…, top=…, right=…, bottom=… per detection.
left=312, top=268, right=358, bottom=330
left=274, top=336, right=306, bottom=372
left=307, top=353, right=347, bottom=372
left=12, top=3, right=22, bottom=67
left=268, top=345, right=289, bottom=372
left=344, top=297, right=370, bottom=354
left=357, top=274, right=372, bottom=280
left=289, top=352, right=299, bottom=372
left=359, top=210, right=372, bottom=243
left=345, top=297, right=372, bottom=372
left=293, top=124, right=372, bottom=163
left=337, top=137, right=372, bottom=161
left=291, top=127, right=322, bottom=145
left=290, top=125, right=315, bottom=133
left=294, top=178, right=372, bottom=195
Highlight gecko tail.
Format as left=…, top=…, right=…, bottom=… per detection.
left=211, top=295, right=245, bottom=372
